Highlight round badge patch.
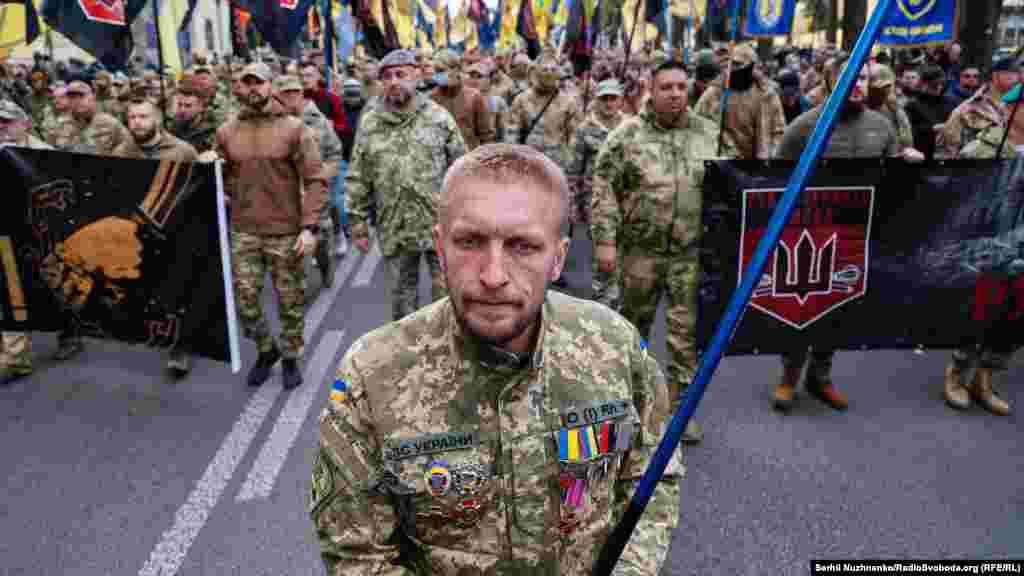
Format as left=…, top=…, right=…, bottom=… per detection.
left=424, top=460, right=452, bottom=497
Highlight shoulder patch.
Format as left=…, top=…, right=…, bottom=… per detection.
left=330, top=378, right=347, bottom=403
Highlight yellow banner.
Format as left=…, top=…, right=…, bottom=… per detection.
left=498, top=0, right=519, bottom=48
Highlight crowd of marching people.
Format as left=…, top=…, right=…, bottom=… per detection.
left=0, top=37, right=1018, bottom=423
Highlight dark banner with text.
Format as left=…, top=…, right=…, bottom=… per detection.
left=0, top=148, right=232, bottom=363
left=698, top=159, right=1024, bottom=355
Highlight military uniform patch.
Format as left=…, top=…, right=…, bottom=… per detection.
left=383, top=431, right=480, bottom=461
left=330, top=378, right=347, bottom=403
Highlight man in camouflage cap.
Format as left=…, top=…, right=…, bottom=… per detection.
left=312, top=143, right=684, bottom=575
left=570, top=78, right=627, bottom=311
left=38, top=82, right=70, bottom=145
left=938, top=56, right=1018, bottom=158
left=430, top=49, right=495, bottom=150
left=275, top=74, right=343, bottom=290
left=865, top=62, right=919, bottom=155
left=93, top=70, right=117, bottom=115
left=694, top=43, right=786, bottom=159
left=347, top=49, right=467, bottom=321
left=0, top=99, right=52, bottom=385
left=592, top=58, right=729, bottom=443
left=56, top=76, right=130, bottom=156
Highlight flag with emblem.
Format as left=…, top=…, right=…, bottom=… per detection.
left=233, top=0, right=319, bottom=56
left=40, top=0, right=148, bottom=69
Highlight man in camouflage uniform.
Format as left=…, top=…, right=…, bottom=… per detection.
left=38, top=82, right=69, bottom=145
left=312, top=143, right=683, bottom=575
left=93, top=70, right=117, bottom=116
left=941, top=86, right=1024, bottom=417
left=26, top=66, right=52, bottom=128
left=938, top=56, right=1018, bottom=159
left=213, top=62, right=326, bottom=389
left=569, top=79, right=627, bottom=310
left=347, top=49, right=467, bottom=321
left=866, top=62, right=920, bottom=155
left=694, top=44, right=786, bottom=159
left=0, top=100, right=52, bottom=385
left=57, top=77, right=130, bottom=155
left=275, top=75, right=343, bottom=289
left=591, top=59, right=722, bottom=444
left=430, top=50, right=495, bottom=151
left=504, top=53, right=532, bottom=106
left=170, top=77, right=218, bottom=153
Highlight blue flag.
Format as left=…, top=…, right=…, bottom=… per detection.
left=744, top=0, right=795, bottom=37
left=878, top=0, right=955, bottom=47
left=41, top=0, right=148, bottom=69
left=233, top=0, right=318, bottom=57
left=478, top=1, right=500, bottom=51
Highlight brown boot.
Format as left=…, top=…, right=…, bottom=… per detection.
left=968, top=368, right=1010, bottom=416
left=942, top=363, right=970, bottom=410
left=806, top=373, right=848, bottom=411
left=773, top=364, right=801, bottom=412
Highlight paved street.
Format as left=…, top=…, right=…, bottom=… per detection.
left=1, top=227, right=1021, bottom=576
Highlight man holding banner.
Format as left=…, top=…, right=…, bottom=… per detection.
left=772, top=55, right=908, bottom=412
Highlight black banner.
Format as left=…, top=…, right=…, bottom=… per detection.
left=698, top=159, right=1024, bottom=355
left=0, top=148, right=231, bottom=363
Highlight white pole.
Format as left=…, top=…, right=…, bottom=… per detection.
left=214, top=161, right=241, bottom=374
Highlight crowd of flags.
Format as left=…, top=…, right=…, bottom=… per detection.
left=0, top=0, right=958, bottom=72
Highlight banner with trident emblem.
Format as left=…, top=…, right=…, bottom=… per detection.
left=743, top=0, right=795, bottom=37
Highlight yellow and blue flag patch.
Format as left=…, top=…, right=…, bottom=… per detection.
left=330, top=378, right=348, bottom=403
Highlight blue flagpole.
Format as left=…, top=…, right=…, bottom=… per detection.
left=589, top=0, right=897, bottom=573
left=323, top=0, right=334, bottom=90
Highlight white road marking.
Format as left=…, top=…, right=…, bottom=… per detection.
left=235, top=330, right=346, bottom=502
left=352, top=239, right=382, bottom=286
left=137, top=383, right=282, bottom=576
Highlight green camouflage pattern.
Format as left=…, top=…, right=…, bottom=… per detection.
left=207, top=90, right=231, bottom=127
left=590, top=104, right=726, bottom=251
left=877, top=98, right=915, bottom=150
left=939, top=89, right=1007, bottom=159
left=505, top=88, right=580, bottom=171
left=301, top=102, right=345, bottom=272
left=312, top=291, right=683, bottom=575
left=345, top=94, right=467, bottom=258
left=959, top=126, right=1020, bottom=159
left=384, top=250, right=446, bottom=321
left=37, top=110, right=68, bottom=147
left=56, top=111, right=130, bottom=155
left=231, top=230, right=305, bottom=358
left=27, top=92, right=51, bottom=128
left=693, top=80, right=786, bottom=160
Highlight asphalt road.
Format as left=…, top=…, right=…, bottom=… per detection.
left=1, top=227, right=1021, bottom=576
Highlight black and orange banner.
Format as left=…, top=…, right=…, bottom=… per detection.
left=698, top=159, right=1024, bottom=355
left=0, top=148, right=231, bottom=363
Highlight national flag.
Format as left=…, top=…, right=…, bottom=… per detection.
left=415, top=0, right=434, bottom=47
left=334, top=2, right=354, bottom=61
left=0, top=0, right=41, bottom=45
left=352, top=0, right=389, bottom=58
left=380, top=0, right=399, bottom=49
left=40, top=0, right=148, bottom=69
left=515, top=0, right=539, bottom=58
left=477, top=0, right=500, bottom=50
left=232, top=0, right=319, bottom=57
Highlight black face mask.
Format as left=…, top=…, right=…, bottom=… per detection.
left=729, top=64, right=755, bottom=92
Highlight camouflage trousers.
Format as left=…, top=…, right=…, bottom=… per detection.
left=1, top=332, right=32, bottom=372
left=385, top=249, right=446, bottom=321
left=620, top=246, right=699, bottom=405
left=781, top=348, right=835, bottom=381
left=232, top=230, right=305, bottom=358
left=591, top=266, right=622, bottom=311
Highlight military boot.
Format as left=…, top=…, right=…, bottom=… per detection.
left=247, top=345, right=282, bottom=387
left=806, top=373, right=849, bottom=411
left=968, top=368, right=1010, bottom=416
left=942, top=362, right=970, bottom=410
left=773, top=364, right=802, bottom=412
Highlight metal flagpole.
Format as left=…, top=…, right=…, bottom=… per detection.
left=324, top=0, right=334, bottom=90
left=589, top=0, right=898, bottom=573
left=715, top=0, right=739, bottom=156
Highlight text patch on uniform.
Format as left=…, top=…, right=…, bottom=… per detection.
left=383, top=431, right=480, bottom=461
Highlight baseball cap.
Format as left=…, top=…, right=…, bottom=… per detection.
left=380, top=49, right=417, bottom=72
left=0, top=99, right=28, bottom=121
left=242, top=62, right=272, bottom=82
left=595, top=78, right=624, bottom=98
left=730, top=45, right=758, bottom=68
left=65, top=79, right=93, bottom=95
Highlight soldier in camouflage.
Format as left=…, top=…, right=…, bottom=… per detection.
left=26, top=66, right=52, bottom=129
left=312, top=143, right=683, bottom=575
left=865, top=62, right=920, bottom=156
left=504, top=53, right=532, bottom=106
left=275, top=75, right=344, bottom=289
left=591, top=58, right=725, bottom=444
left=430, top=50, right=495, bottom=151
left=346, top=49, right=467, bottom=321
left=37, top=82, right=69, bottom=146
left=93, top=70, right=117, bottom=116
left=694, top=44, right=786, bottom=159
left=0, top=100, right=52, bottom=386
left=569, top=79, right=627, bottom=310
left=938, top=56, right=1017, bottom=159
left=941, top=86, right=1024, bottom=417
left=213, top=62, right=326, bottom=390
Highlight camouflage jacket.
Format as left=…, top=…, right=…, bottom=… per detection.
left=960, top=126, right=1020, bottom=159
left=56, top=111, right=130, bottom=156
left=939, top=87, right=1007, bottom=159
left=591, top=104, right=728, bottom=252
left=505, top=88, right=580, bottom=170
left=693, top=81, right=786, bottom=160
left=27, top=92, right=52, bottom=127
left=38, top=111, right=69, bottom=147
left=302, top=101, right=344, bottom=181
left=568, top=110, right=625, bottom=185
left=876, top=98, right=915, bottom=150
left=346, top=94, right=467, bottom=257
left=312, top=291, right=682, bottom=575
